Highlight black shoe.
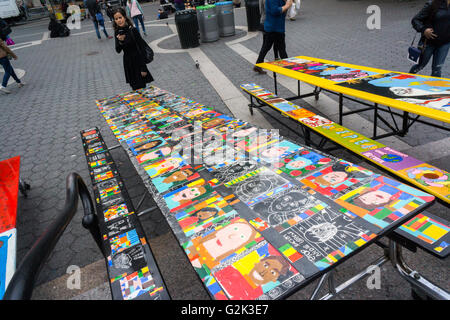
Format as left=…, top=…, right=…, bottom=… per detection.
left=253, top=66, right=267, bottom=74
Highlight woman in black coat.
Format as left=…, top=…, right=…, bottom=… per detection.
left=113, top=8, right=153, bottom=91
left=409, top=0, right=450, bottom=77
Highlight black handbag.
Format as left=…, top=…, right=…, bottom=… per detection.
left=129, top=26, right=154, bottom=64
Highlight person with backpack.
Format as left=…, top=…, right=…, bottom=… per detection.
left=0, top=38, right=24, bottom=94
left=126, top=0, right=147, bottom=36
left=113, top=7, right=153, bottom=90
left=48, top=15, right=71, bottom=38
left=409, top=0, right=450, bottom=78
left=84, top=0, right=113, bottom=39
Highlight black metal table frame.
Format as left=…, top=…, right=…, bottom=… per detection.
left=245, top=92, right=449, bottom=300
left=271, top=73, right=450, bottom=140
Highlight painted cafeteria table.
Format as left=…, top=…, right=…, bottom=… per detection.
left=256, top=56, right=450, bottom=140
left=93, top=86, right=439, bottom=300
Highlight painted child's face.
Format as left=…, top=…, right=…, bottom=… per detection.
left=232, top=127, right=257, bottom=137
left=196, top=209, right=217, bottom=220
left=202, top=222, right=254, bottom=259
left=249, top=258, right=284, bottom=286
left=158, top=158, right=181, bottom=170
left=358, top=190, right=392, bottom=206
left=288, top=159, right=308, bottom=169
left=173, top=186, right=202, bottom=202
left=321, top=171, right=347, bottom=185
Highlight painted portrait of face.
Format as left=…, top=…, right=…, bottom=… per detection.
left=285, top=156, right=312, bottom=170
left=248, top=256, right=290, bottom=286
left=138, top=146, right=172, bottom=163
left=172, top=186, right=207, bottom=205
left=162, top=168, right=194, bottom=184
left=232, top=127, right=258, bottom=138
left=315, top=171, right=348, bottom=186
left=134, top=139, right=164, bottom=153
left=195, top=207, right=219, bottom=220
left=201, top=221, right=258, bottom=261
left=352, top=189, right=393, bottom=210
left=261, top=146, right=289, bottom=159
left=202, top=118, right=225, bottom=129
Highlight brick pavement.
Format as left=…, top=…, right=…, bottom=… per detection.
left=0, top=0, right=448, bottom=300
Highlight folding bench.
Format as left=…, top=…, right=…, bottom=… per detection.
left=80, top=127, right=170, bottom=300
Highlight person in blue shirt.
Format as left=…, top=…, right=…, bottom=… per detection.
left=254, top=0, right=292, bottom=74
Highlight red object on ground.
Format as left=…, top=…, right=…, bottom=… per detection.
left=0, top=156, right=20, bottom=234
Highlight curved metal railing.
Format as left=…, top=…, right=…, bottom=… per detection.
left=3, top=173, right=103, bottom=300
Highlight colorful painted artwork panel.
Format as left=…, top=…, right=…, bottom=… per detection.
left=163, top=179, right=215, bottom=213
left=250, top=186, right=328, bottom=227
left=224, top=167, right=292, bottom=207
left=277, top=148, right=334, bottom=178
left=175, top=195, right=240, bottom=238
left=314, top=123, right=386, bottom=153
left=119, top=267, right=160, bottom=300
left=336, top=72, right=450, bottom=113
left=300, top=160, right=376, bottom=199
left=130, top=137, right=167, bottom=156
left=335, top=176, right=435, bottom=229
left=0, top=228, right=16, bottom=299
left=104, top=203, right=132, bottom=222
left=212, top=241, right=303, bottom=300
left=109, top=229, right=140, bottom=256
left=144, top=154, right=188, bottom=178
left=362, top=147, right=424, bottom=171
left=251, top=139, right=303, bottom=163
left=398, top=164, right=450, bottom=201
left=135, top=145, right=176, bottom=165
left=399, top=213, right=450, bottom=244
left=151, top=164, right=201, bottom=193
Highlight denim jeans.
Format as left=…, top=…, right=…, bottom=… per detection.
left=93, top=19, right=109, bottom=39
left=132, top=14, right=146, bottom=34
left=0, top=56, right=20, bottom=88
left=409, top=41, right=450, bottom=78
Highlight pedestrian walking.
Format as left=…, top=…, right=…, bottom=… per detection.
left=0, top=38, right=24, bottom=94
left=286, top=0, right=300, bottom=21
left=126, top=0, right=147, bottom=36
left=113, top=7, right=154, bottom=91
left=409, top=0, right=450, bottom=78
left=254, top=0, right=292, bottom=74
left=84, top=0, right=113, bottom=39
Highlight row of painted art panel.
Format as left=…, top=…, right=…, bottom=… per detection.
left=94, top=86, right=433, bottom=300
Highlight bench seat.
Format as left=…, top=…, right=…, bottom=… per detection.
left=80, top=127, right=170, bottom=300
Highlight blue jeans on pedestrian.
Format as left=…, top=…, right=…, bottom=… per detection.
left=409, top=41, right=450, bottom=78
left=174, top=2, right=185, bottom=11
left=0, top=57, right=21, bottom=88
left=93, top=18, right=109, bottom=39
left=132, top=14, right=146, bottom=34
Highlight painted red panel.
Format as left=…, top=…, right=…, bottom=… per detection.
left=0, top=156, right=20, bottom=233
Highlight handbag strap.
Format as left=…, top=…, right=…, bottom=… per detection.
left=411, top=32, right=418, bottom=46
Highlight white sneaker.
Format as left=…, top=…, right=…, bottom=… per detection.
left=0, top=86, right=11, bottom=94
left=18, top=82, right=25, bottom=88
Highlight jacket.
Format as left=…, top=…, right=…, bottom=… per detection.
left=264, top=0, right=287, bottom=33
left=126, top=0, right=144, bottom=18
left=0, top=39, right=17, bottom=59
left=412, top=0, right=450, bottom=46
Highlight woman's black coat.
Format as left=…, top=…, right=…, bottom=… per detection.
left=115, top=25, right=154, bottom=90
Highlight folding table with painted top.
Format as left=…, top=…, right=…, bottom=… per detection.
left=91, top=86, right=447, bottom=300
left=256, top=56, right=450, bottom=140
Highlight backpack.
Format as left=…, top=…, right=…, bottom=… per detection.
left=0, top=19, right=12, bottom=40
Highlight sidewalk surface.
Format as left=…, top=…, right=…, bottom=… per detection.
left=1, top=0, right=448, bottom=300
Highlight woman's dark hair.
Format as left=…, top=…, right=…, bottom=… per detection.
left=112, top=7, right=133, bottom=33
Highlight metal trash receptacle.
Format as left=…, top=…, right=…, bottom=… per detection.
left=174, top=9, right=200, bottom=49
left=244, top=0, right=260, bottom=32
left=196, top=4, right=219, bottom=43
left=215, top=1, right=235, bottom=37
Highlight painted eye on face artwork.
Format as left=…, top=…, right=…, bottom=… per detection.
left=271, top=270, right=277, bottom=276
left=264, top=262, right=269, bottom=268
